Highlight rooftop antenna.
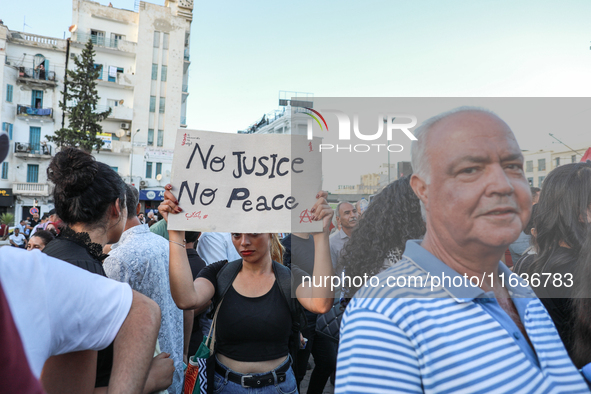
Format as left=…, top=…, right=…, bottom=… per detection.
left=23, top=16, right=31, bottom=32
left=549, top=133, right=585, bottom=155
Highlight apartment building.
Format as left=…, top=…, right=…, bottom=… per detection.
left=0, top=0, right=193, bottom=221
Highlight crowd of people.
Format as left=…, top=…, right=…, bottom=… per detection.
left=2, top=106, right=591, bottom=394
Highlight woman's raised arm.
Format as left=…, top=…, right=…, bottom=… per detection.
left=159, top=184, right=214, bottom=310
left=296, top=191, right=334, bottom=314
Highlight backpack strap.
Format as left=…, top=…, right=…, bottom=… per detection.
left=273, top=261, right=302, bottom=333
left=214, top=259, right=243, bottom=303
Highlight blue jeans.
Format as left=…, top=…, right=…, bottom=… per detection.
left=213, top=356, right=298, bottom=394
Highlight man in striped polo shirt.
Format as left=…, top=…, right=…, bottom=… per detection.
left=335, top=107, right=589, bottom=393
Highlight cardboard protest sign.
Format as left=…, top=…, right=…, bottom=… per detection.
left=168, top=130, right=323, bottom=233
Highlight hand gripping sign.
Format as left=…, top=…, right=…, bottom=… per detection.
left=168, top=130, right=323, bottom=233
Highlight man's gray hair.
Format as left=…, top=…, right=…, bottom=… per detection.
left=410, top=106, right=497, bottom=184
left=410, top=106, right=498, bottom=219
left=125, top=184, right=139, bottom=219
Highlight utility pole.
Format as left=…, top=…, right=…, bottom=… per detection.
left=62, top=38, right=70, bottom=129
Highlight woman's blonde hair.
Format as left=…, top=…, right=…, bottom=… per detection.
left=270, top=233, right=284, bottom=264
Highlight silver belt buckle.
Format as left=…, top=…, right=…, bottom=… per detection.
left=241, top=375, right=253, bottom=388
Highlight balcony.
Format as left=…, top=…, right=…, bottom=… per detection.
left=182, top=84, right=189, bottom=94
left=14, top=182, right=51, bottom=196
left=97, top=72, right=135, bottom=90
left=74, top=32, right=136, bottom=55
left=95, top=105, right=133, bottom=121
left=16, top=105, right=53, bottom=121
left=180, top=116, right=187, bottom=127
left=16, top=67, right=58, bottom=89
left=184, top=48, right=190, bottom=61
left=14, top=142, right=52, bottom=158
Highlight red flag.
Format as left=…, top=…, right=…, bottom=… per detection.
left=580, top=148, right=591, bottom=162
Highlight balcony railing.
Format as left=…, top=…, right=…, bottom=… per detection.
left=182, top=84, right=189, bottom=92
left=14, top=142, right=52, bottom=156
left=180, top=116, right=187, bottom=125
left=17, top=67, right=57, bottom=82
left=184, top=48, right=190, bottom=61
left=13, top=182, right=51, bottom=196
left=75, top=32, right=136, bottom=51
left=16, top=105, right=53, bottom=118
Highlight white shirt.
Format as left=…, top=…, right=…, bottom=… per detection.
left=104, top=224, right=184, bottom=394
left=9, top=233, right=26, bottom=246
left=0, top=248, right=133, bottom=377
left=196, top=232, right=241, bottom=265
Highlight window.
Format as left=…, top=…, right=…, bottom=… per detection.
left=555, top=157, right=560, bottom=167
left=110, top=33, right=124, bottom=47
left=151, top=64, right=158, bottom=80
left=146, top=162, right=153, bottom=179
left=107, top=65, right=121, bottom=82
left=94, top=64, right=103, bottom=80
left=1, top=163, right=8, bottom=179
left=538, top=158, right=546, bottom=171
left=161, top=65, right=167, bottom=82
left=91, top=30, right=105, bottom=46
left=107, top=99, right=119, bottom=108
left=29, top=127, right=41, bottom=153
left=525, top=160, right=533, bottom=172
left=157, top=130, right=163, bottom=147
left=2, top=123, right=12, bottom=140
left=153, top=31, right=160, bottom=48
left=6, top=84, right=13, bottom=102
left=147, top=129, right=154, bottom=146
left=159, top=97, right=165, bottom=113
left=538, top=176, right=545, bottom=186
left=572, top=155, right=577, bottom=163
left=163, top=33, right=169, bottom=49
left=110, top=166, right=119, bottom=173
left=31, top=90, right=43, bottom=109
left=527, top=177, right=533, bottom=186
left=27, top=164, right=39, bottom=183
left=149, top=96, right=156, bottom=112
left=156, top=163, right=162, bottom=177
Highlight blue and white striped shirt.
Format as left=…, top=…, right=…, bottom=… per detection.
left=335, top=240, right=589, bottom=394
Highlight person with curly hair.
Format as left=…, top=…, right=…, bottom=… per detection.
left=517, top=161, right=591, bottom=366
left=339, top=175, right=426, bottom=298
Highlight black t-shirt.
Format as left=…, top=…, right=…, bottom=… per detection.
left=520, top=247, right=577, bottom=359
left=197, top=260, right=297, bottom=362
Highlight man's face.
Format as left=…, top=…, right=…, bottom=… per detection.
left=138, top=213, right=144, bottom=221
left=14, top=228, right=19, bottom=235
left=33, top=213, right=39, bottom=220
left=532, top=191, right=540, bottom=205
left=417, top=111, right=531, bottom=252
left=337, top=203, right=358, bottom=230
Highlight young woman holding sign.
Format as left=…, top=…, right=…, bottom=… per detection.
left=159, top=184, right=334, bottom=394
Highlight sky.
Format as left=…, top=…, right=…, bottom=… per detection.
left=3, top=0, right=591, bottom=188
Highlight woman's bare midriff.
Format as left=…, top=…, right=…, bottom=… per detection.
left=217, top=354, right=288, bottom=374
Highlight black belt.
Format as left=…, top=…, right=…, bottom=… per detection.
left=215, top=358, right=291, bottom=388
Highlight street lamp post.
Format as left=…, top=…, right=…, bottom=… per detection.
left=129, top=128, right=140, bottom=184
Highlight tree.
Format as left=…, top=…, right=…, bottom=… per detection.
left=47, top=39, right=111, bottom=152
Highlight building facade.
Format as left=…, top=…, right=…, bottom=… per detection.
left=0, top=0, right=193, bottom=221
left=523, top=144, right=589, bottom=187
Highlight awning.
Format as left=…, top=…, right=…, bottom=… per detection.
left=139, top=189, right=164, bottom=201
left=580, top=148, right=591, bottom=162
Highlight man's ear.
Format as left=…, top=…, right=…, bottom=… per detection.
left=136, top=202, right=141, bottom=216
left=410, top=174, right=428, bottom=209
